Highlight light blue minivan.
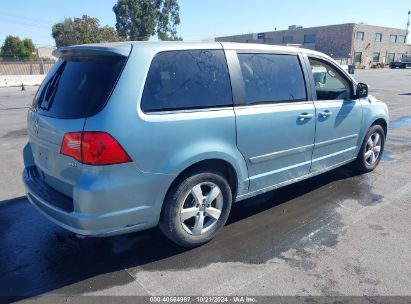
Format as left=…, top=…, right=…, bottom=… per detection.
left=23, top=42, right=388, bottom=247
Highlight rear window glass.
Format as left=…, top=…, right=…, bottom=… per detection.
left=33, top=56, right=126, bottom=119
left=141, top=50, right=233, bottom=112
left=237, top=53, right=307, bottom=105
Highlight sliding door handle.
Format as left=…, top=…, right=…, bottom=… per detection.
left=298, top=113, right=313, bottom=121
left=319, top=110, right=332, bottom=117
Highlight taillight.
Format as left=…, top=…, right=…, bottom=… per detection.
left=61, top=132, right=132, bottom=165
left=81, top=132, right=132, bottom=165
left=61, top=132, right=82, bottom=162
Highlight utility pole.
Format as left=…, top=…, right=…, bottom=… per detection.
left=407, top=11, right=410, bottom=44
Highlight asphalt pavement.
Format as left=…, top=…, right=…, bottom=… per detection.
left=0, top=69, right=410, bottom=302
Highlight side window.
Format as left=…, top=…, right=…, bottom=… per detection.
left=141, top=50, right=232, bottom=112
left=237, top=53, right=307, bottom=105
left=308, top=58, right=351, bottom=101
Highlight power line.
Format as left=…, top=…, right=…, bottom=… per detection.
left=0, top=11, right=53, bottom=26
left=0, top=16, right=51, bottom=29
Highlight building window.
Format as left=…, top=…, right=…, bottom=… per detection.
left=356, top=31, right=364, bottom=40
left=390, top=35, right=397, bottom=43
left=354, top=52, right=362, bottom=63
left=398, top=35, right=406, bottom=43
left=304, top=34, right=316, bottom=43
left=372, top=52, right=380, bottom=63
left=387, top=53, right=395, bottom=63
left=375, top=33, right=382, bottom=42
left=282, top=36, right=293, bottom=44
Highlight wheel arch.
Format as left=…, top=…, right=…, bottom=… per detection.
left=166, top=158, right=240, bottom=201
left=355, top=115, right=388, bottom=159
left=370, top=118, right=387, bottom=137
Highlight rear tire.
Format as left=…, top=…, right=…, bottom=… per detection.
left=159, top=170, right=232, bottom=247
left=354, top=125, right=385, bottom=173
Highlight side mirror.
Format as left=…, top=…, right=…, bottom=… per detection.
left=356, top=82, right=369, bottom=99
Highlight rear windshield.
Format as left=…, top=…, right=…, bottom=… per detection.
left=32, top=56, right=126, bottom=119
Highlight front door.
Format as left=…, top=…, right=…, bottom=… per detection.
left=307, top=57, right=363, bottom=173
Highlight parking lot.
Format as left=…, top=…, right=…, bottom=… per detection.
left=0, top=69, right=410, bottom=301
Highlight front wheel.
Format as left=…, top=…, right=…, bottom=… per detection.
left=354, top=125, right=385, bottom=173
left=159, top=170, right=232, bottom=247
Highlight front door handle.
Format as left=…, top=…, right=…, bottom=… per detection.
left=298, top=113, right=313, bottom=121
left=319, top=110, right=332, bottom=118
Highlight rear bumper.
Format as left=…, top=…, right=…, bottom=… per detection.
left=23, top=166, right=170, bottom=237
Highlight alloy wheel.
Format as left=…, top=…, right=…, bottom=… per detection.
left=364, top=132, right=382, bottom=166
left=179, top=182, right=223, bottom=236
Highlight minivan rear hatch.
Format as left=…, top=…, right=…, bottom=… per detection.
left=27, top=44, right=131, bottom=198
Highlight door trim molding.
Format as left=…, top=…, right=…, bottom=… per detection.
left=315, top=134, right=358, bottom=148
left=249, top=144, right=314, bottom=164
left=249, top=160, right=312, bottom=181
left=248, top=134, right=357, bottom=164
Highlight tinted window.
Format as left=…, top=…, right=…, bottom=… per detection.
left=398, top=35, right=406, bottom=43
left=356, top=32, right=364, bottom=40
left=375, top=33, right=382, bottom=42
left=372, top=52, right=380, bottom=63
left=354, top=52, right=362, bottom=63
left=283, top=36, right=294, bottom=44
left=237, top=53, right=306, bottom=105
left=309, top=58, right=350, bottom=100
left=141, top=50, right=232, bottom=112
left=33, top=56, right=126, bottom=119
left=304, top=34, right=316, bottom=43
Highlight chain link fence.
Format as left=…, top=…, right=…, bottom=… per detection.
left=0, top=61, right=55, bottom=75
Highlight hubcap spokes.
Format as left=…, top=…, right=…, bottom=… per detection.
left=180, top=182, right=223, bottom=236
left=364, top=132, right=381, bottom=166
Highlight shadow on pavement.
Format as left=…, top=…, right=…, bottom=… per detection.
left=0, top=165, right=382, bottom=300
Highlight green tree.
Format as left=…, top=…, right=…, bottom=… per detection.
left=99, top=26, right=120, bottom=42
left=156, top=0, right=182, bottom=41
left=0, top=35, right=36, bottom=61
left=113, top=0, right=181, bottom=41
left=22, top=39, right=36, bottom=57
left=51, top=19, right=77, bottom=47
left=51, top=15, right=120, bottom=47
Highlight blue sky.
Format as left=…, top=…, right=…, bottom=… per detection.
left=1, top=0, right=410, bottom=46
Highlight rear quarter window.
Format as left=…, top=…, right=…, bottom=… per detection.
left=33, top=56, right=126, bottom=119
left=141, top=50, right=233, bottom=112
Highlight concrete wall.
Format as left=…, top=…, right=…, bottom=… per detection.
left=36, top=47, right=57, bottom=60
left=315, top=24, right=353, bottom=58
left=0, top=75, right=45, bottom=87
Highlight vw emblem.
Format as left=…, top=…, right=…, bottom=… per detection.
left=34, top=113, right=40, bottom=134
